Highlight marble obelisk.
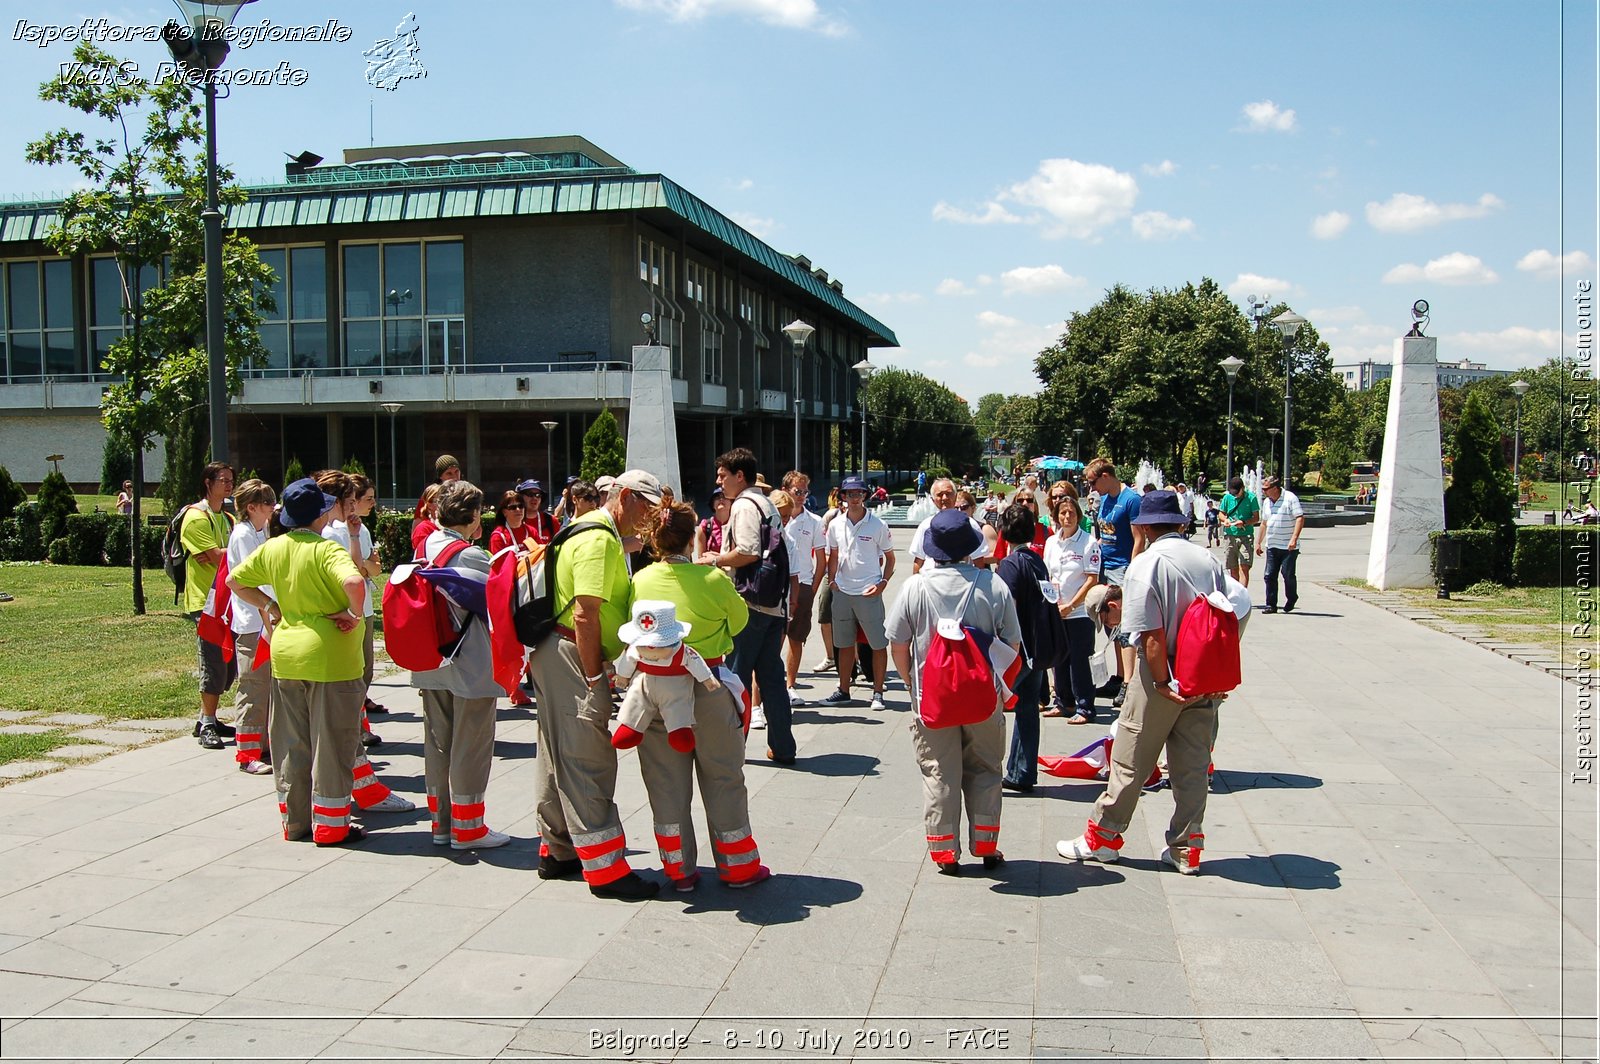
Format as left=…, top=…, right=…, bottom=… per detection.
left=625, top=344, right=681, bottom=495
left=1367, top=334, right=1445, bottom=589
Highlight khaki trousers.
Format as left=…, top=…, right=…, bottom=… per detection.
left=360, top=618, right=376, bottom=687
left=1092, top=658, right=1219, bottom=851
left=528, top=633, right=632, bottom=885
left=909, top=708, right=1005, bottom=863
left=636, top=680, right=762, bottom=884
left=271, top=678, right=363, bottom=843
left=420, top=689, right=498, bottom=844
left=232, top=631, right=271, bottom=765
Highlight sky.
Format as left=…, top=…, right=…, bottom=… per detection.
left=0, top=0, right=1594, bottom=405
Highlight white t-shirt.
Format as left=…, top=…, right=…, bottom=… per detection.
left=783, top=508, right=825, bottom=586
left=225, top=522, right=273, bottom=634
left=1175, top=489, right=1194, bottom=519
left=1043, top=528, right=1103, bottom=620
left=825, top=509, right=894, bottom=595
left=322, top=520, right=375, bottom=616
left=1261, top=490, right=1305, bottom=550
left=910, top=512, right=993, bottom=562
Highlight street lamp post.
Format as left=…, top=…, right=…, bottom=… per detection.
left=380, top=402, right=403, bottom=502
left=1219, top=355, right=1245, bottom=482
left=1268, top=427, right=1282, bottom=475
left=1270, top=310, right=1306, bottom=485
left=1510, top=379, right=1531, bottom=505
left=853, top=358, right=878, bottom=481
left=541, top=420, right=559, bottom=512
left=1073, top=427, right=1084, bottom=464
left=782, top=320, right=814, bottom=473
left=163, top=0, right=256, bottom=466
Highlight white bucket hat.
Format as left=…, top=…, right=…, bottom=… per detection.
left=618, top=599, right=693, bottom=647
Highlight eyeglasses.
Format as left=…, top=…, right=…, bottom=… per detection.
left=504, top=504, right=525, bottom=510
left=1016, top=496, right=1036, bottom=503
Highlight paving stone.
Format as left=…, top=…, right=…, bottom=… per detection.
left=0, top=724, right=52, bottom=735
left=0, top=760, right=58, bottom=779
left=43, top=744, right=118, bottom=762
left=116, top=717, right=197, bottom=731
left=0, top=710, right=39, bottom=721
left=32, top=713, right=103, bottom=727
left=70, top=729, right=154, bottom=747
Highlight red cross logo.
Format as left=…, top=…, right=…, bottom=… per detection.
left=639, top=612, right=656, bottom=631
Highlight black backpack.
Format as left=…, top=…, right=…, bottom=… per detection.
left=162, top=503, right=229, bottom=604
left=998, top=548, right=1069, bottom=672
left=730, top=495, right=790, bottom=610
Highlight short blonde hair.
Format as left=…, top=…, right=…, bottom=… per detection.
left=234, top=479, right=276, bottom=511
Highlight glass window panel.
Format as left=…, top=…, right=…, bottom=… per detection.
left=258, top=248, right=286, bottom=321
left=385, top=318, right=423, bottom=371
left=10, top=330, right=40, bottom=376
left=92, top=329, right=115, bottom=373
left=426, top=318, right=465, bottom=372
left=45, top=330, right=75, bottom=375
left=382, top=243, right=421, bottom=315
left=8, top=262, right=39, bottom=330
left=342, top=244, right=380, bottom=317
left=343, top=319, right=381, bottom=371
left=0, top=335, right=8, bottom=380
left=290, top=246, right=326, bottom=319
left=258, top=322, right=288, bottom=370
left=425, top=241, right=463, bottom=315
left=291, top=321, right=328, bottom=370
left=43, top=260, right=72, bottom=329
left=92, top=258, right=124, bottom=327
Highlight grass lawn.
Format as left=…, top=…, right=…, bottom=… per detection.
left=1520, top=480, right=1595, bottom=512
left=0, top=564, right=199, bottom=721
left=0, top=729, right=87, bottom=767
left=1342, top=578, right=1592, bottom=667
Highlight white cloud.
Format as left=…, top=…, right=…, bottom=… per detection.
left=999, top=265, right=1084, bottom=295
left=616, top=0, right=847, bottom=35
left=1305, top=305, right=1369, bottom=325
left=964, top=352, right=1008, bottom=368
left=732, top=177, right=754, bottom=191
left=925, top=358, right=950, bottom=369
left=998, top=158, right=1140, bottom=239
left=1516, top=248, right=1596, bottom=278
left=976, top=274, right=994, bottom=286
left=1365, top=192, right=1504, bottom=232
left=1226, top=273, right=1295, bottom=300
left=1382, top=252, right=1499, bottom=286
left=861, top=291, right=923, bottom=306
left=1447, top=326, right=1562, bottom=353
left=1142, top=159, right=1178, bottom=177
left=977, top=310, right=1021, bottom=329
left=727, top=212, right=778, bottom=238
left=1310, top=210, right=1351, bottom=240
left=936, top=278, right=976, bottom=297
left=1240, top=99, right=1297, bottom=132
left=1131, top=211, right=1196, bottom=241
left=932, top=200, right=1023, bottom=225
left=964, top=313, right=1066, bottom=371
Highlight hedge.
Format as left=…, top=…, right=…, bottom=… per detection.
left=0, top=503, right=46, bottom=561
left=46, top=537, right=70, bottom=565
left=1429, top=529, right=1500, bottom=590
left=104, top=516, right=164, bottom=569
left=63, top=511, right=112, bottom=566
left=374, top=512, right=412, bottom=571
left=1512, top=524, right=1598, bottom=587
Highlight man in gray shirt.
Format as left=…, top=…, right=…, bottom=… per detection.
left=1057, top=489, right=1230, bottom=876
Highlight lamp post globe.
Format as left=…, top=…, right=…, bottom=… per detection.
left=853, top=358, right=877, bottom=481
left=782, top=320, right=814, bottom=474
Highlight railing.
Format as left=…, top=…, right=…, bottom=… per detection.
left=240, top=360, right=633, bottom=380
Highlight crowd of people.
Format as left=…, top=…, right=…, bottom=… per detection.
left=174, top=448, right=1265, bottom=890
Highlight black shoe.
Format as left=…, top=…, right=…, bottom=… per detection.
left=1001, top=779, right=1033, bottom=794
left=361, top=732, right=383, bottom=748
left=196, top=723, right=226, bottom=750
left=982, top=854, right=1006, bottom=871
left=590, top=871, right=660, bottom=901
left=537, top=855, right=583, bottom=880
left=1283, top=604, right=1296, bottom=613
left=1111, top=682, right=1128, bottom=709
left=363, top=699, right=389, bottom=716
left=935, top=861, right=961, bottom=877
left=765, top=748, right=797, bottom=766
left=1263, top=606, right=1278, bottom=614
left=193, top=720, right=236, bottom=739
left=314, top=824, right=367, bottom=848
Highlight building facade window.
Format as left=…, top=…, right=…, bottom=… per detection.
left=3, top=258, right=75, bottom=381
left=87, top=256, right=162, bottom=379
left=340, top=238, right=463, bottom=374
left=255, top=245, right=329, bottom=373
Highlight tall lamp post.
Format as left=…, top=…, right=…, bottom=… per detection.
left=1510, top=379, right=1530, bottom=503
left=1270, top=310, right=1306, bottom=485
left=1268, top=427, right=1282, bottom=476
left=380, top=402, right=403, bottom=503
left=1073, top=427, right=1084, bottom=464
left=853, top=357, right=878, bottom=481
left=1219, top=355, right=1245, bottom=482
left=163, top=0, right=257, bottom=465
left=782, top=320, right=814, bottom=473
left=541, top=420, right=559, bottom=511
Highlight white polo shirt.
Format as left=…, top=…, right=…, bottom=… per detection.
left=1261, top=489, right=1304, bottom=550
left=1043, top=528, right=1102, bottom=620
left=783, top=508, right=825, bottom=586
left=825, top=508, right=893, bottom=595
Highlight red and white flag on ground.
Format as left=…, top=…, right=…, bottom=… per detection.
left=197, top=555, right=235, bottom=662
left=1039, top=735, right=1111, bottom=780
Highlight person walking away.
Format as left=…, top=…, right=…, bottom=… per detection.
left=633, top=501, right=771, bottom=889
left=820, top=476, right=895, bottom=713
left=1204, top=498, right=1220, bottom=547
left=183, top=462, right=237, bottom=750
left=1083, top=458, right=1139, bottom=708
left=228, top=478, right=368, bottom=846
left=411, top=480, right=508, bottom=848
left=528, top=470, right=662, bottom=899
left=1219, top=476, right=1259, bottom=588
left=887, top=509, right=1020, bottom=875
left=227, top=478, right=276, bottom=775
left=699, top=449, right=795, bottom=762
left=780, top=471, right=825, bottom=704
left=1255, top=475, right=1304, bottom=613
left=996, top=503, right=1052, bottom=793
left=1043, top=495, right=1101, bottom=724
left=1057, top=490, right=1230, bottom=875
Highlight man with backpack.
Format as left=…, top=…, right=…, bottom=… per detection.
left=699, top=449, right=794, bottom=763
left=1057, top=489, right=1236, bottom=876
left=174, top=462, right=237, bottom=750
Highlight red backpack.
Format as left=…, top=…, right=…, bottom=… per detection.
left=917, top=581, right=1000, bottom=729
left=1168, top=559, right=1242, bottom=698
left=382, top=538, right=471, bottom=672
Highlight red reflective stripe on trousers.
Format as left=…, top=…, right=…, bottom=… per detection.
left=312, top=823, right=349, bottom=843
left=453, top=823, right=488, bottom=843
left=582, top=856, right=632, bottom=886
left=450, top=801, right=486, bottom=820
left=352, top=765, right=389, bottom=806
left=928, top=849, right=957, bottom=863
left=575, top=834, right=626, bottom=861
left=713, top=835, right=759, bottom=856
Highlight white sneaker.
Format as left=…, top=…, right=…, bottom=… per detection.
left=453, top=828, right=511, bottom=850
left=811, top=658, right=835, bottom=673
left=363, top=792, right=416, bottom=813
left=787, top=688, right=806, bottom=706
left=1057, top=830, right=1122, bottom=864
left=750, top=707, right=768, bottom=730
left=868, top=693, right=886, bottom=711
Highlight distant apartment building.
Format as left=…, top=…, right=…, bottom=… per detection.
left=1332, top=357, right=1507, bottom=391
left=0, top=136, right=899, bottom=501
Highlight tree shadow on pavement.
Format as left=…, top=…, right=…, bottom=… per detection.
left=668, top=871, right=864, bottom=925
left=793, top=752, right=882, bottom=777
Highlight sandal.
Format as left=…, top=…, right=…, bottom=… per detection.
left=1066, top=713, right=1094, bottom=725
left=1040, top=708, right=1065, bottom=718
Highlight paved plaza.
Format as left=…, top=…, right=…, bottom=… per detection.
left=0, top=524, right=1594, bottom=1062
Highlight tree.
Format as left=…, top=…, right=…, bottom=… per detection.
left=580, top=409, right=627, bottom=482
left=28, top=42, right=274, bottom=612
left=862, top=367, right=982, bottom=474
left=0, top=467, right=25, bottom=519
left=34, top=471, right=79, bottom=547
left=973, top=392, right=1008, bottom=441
left=99, top=433, right=133, bottom=495
left=1444, top=392, right=1516, bottom=576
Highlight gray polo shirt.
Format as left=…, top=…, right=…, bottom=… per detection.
left=1120, top=532, right=1229, bottom=663
left=886, top=563, right=1021, bottom=708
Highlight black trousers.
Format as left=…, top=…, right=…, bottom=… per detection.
left=1264, top=547, right=1299, bottom=609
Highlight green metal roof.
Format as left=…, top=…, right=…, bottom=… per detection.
left=0, top=167, right=899, bottom=346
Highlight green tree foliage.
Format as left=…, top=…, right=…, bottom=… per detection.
left=0, top=466, right=26, bottom=519
left=862, top=367, right=982, bottom=474
left=28, top=41, right=274, bottom=613
left=284, top=456, right=306, bottom=484
left=1444, top=392, right=1516, bottom=575
left=99, top=433, right=133, bottom=494
left=580, top=409, right=627, bottom=482
left=973, top=392, right=1007, bottom=440
left=34, top=470, right=79, bottom=547
left=994, top=394, right=1047, bottom=459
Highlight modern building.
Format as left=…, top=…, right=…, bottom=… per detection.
left=1332, top=357, right=1508, bottom=391
left=0, top=136, right=899, bottom=502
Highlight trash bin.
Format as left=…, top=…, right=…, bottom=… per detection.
left=1544, top=512, right=1557, bottom=525
left=1435, top=533, right=1460, bottom=599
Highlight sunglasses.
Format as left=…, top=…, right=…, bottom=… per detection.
left=1016, top=496, right=1036, bottom=502
left=504, top=504, right=525, bottom=510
